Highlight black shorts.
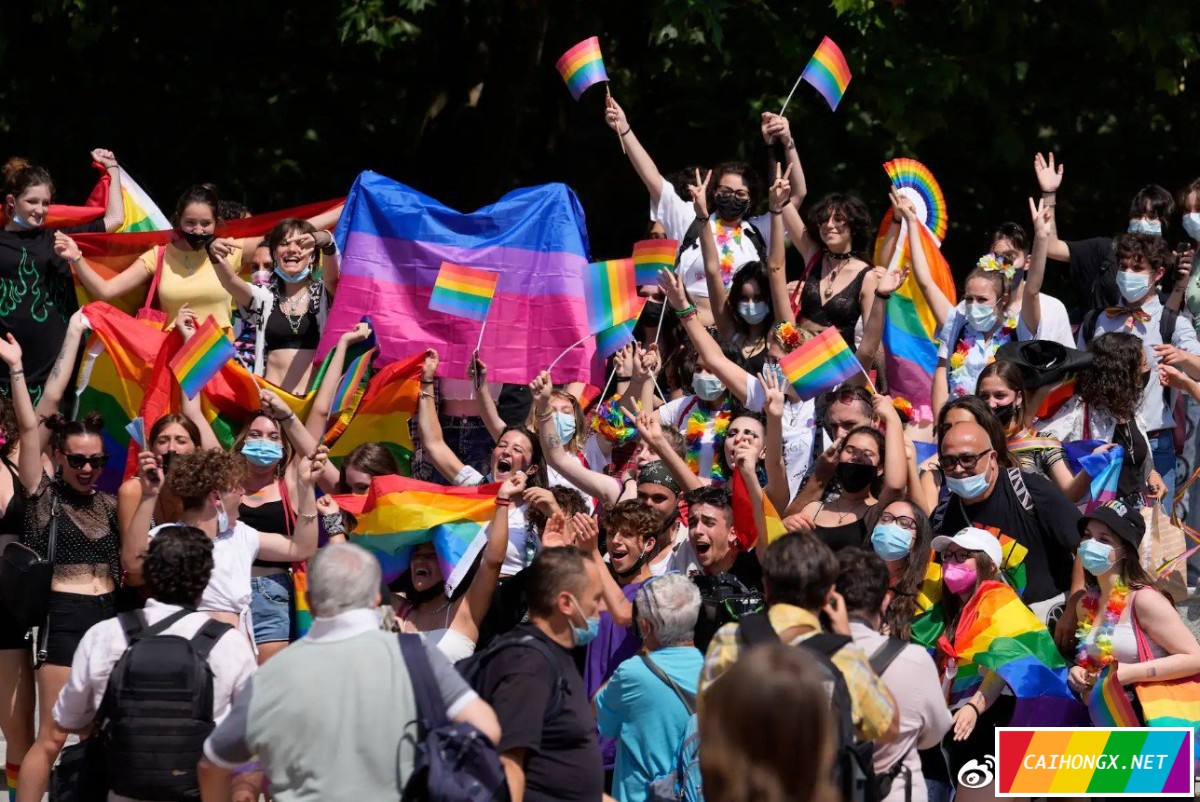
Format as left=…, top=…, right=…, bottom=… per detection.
left=0, top=598, right=29, bottom=651
left=41, top=591, right=116, bottom=667
left=946, top=694, right=1016, bottom=780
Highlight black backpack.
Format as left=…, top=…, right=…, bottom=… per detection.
left=95, top=609, right=232, bottom=801
left=677, top=217, right=768, bottom=264
left=397, top=634, right=507, bottom=802
left=456, top=629, right=567, bottom=724
left=737, top=613, right=883, bottom=802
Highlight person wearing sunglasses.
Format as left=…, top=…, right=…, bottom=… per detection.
left=934, top=421, right=1081, bottom=624
left=0, top=333, right=124, bottom=759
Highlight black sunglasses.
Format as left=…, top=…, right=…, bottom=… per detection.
left=63, top=453, right=108, bottom=470
left=938, top=449, right=993, bottom=472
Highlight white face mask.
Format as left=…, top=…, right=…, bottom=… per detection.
left=1183, top=213, right=1200, bottom=242
left=966, top=302, right=998, bottom=332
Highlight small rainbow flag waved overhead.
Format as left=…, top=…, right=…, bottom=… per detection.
left=778, top=326, right=862, bottom=400
left=595, top=300, right=644, bottom=361
left=631, top=238, right=678, bottom=285
left=429, top=262, right=500, bottom=322
left=167, top=316, right=235, bottom=399
left=556, top=36, right=609, bottom=100
left=800, top=36, right=852, bottom=111
left=330, top=346, right=378, bottom=418
left=115, top=168, right=171, bottom=233
left=584, top=257, right=638, bottom=334
left=332, top=474, right=499, bottom=591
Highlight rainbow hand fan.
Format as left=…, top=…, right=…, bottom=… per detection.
left=883, top=158, right=948, bottom=243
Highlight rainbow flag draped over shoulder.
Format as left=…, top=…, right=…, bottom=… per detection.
left=317, top=172, right=595, bottom=385
left=910, top=560, right=946, bottom=649
left=332, top=474, right=499, bottom=590
left=939, top=580, right=1085, bottom=727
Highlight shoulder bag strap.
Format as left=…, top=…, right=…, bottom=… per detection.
left=1128, top=588, right=1157, bottom=663
left=736, top=611, right=780, bottom=646
left=190, top=618, right=234, bottom=661
left=127, top=608, right=194, bottom=643
left=46, top=490, right=59, bottom=566
left=639, top=653, right=697, bottom=715
left=868, top=636, right=908, bottom=677
left=397, top=633, right=449, bottom=729
left=140, top=245, right=167, bottom=315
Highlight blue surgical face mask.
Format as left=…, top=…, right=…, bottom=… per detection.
left=737, top=300, right=769, bottom=325
left=1079, top=539, right=1118, bottom=576
left=214, top=498, right=230, bottom=533
left=1128, top=218, right=1162, bottom=236
left=9, top=213, right=33, bottom=230
left=1115, top=270, right=1152, bottom=303
left=692, top=372, right=725, bottom=401
left=871, top=523, right=914, bottom=561
left=764, top=361, right=786, bottom=388
left=966, top=302, right=998, bottom=332
left=274, top=264, right=313, bottom=284
left=945, top=465, right=992, bottom=502
left=568, top=594, right=600, bottom=646
left=241, top=439, right=284, bottom=467
left=1183, top=213, right=1200, bottom=242
left=553, top=411, right=576, bottom=444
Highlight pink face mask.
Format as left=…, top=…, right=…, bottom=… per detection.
left=943, top=561, right=978, bottom=594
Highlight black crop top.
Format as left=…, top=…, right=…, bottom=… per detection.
left=799, top=258, right=869, bottom=347
left=240, top=498, right=292, bottom=571
left=22, top=475, right=120, bottom=584
left=0, top=458, right=25, bottom=538
left=264, top=305, right=321, bottom=352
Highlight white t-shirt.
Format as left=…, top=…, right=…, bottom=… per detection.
left=936, top=304, right=1035, bottom=398
left=648, top=524, right=690, bottom=578
left=150, top=521, right=259, bottom=634
left=654, top=176, right=780, bottom=300
left=453, top=465, right=531, bottom=577
left=744, top=378, right=816, bottom=503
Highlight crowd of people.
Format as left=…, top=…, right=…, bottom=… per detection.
left=1, top=99, right=1200, bottom=802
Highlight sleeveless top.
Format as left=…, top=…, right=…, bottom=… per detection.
left=0, top=457, right=25, bottom=537
left=264, top=303, right=321, bottom=352
left=400, top=603, right=477, bottom=662
left=240, top=497, right=292, bottom=571
left=22, top=474, right=120, bottom=584
left=813, top=518, right=868, bottom=553
left=797, top=255, right=868, bottom=346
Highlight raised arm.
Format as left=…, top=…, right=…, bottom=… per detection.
left=304, top=321, right=373, bottom=444
left=256, top=447, right=325, bottom=562
left=635, top=410, right=703, bottom=492
left=207, top=238, right=255, bottom=309
left=457, top=472, right=526, bottom=633
left=759, top=370, right=791, bottom=514
left=766, top=165, right=797, bottom=324
left=470, top=353, right=507, bottom=442
left=658, top=269, right=751, bottom=404
left=1022, top=197, right=1053, bottom=335
left=261, top=390, right=336, bottom=493
left=691, top=170, right=735, bottom=339
left=1033, top=153, right=1069, bottom=262
left=604, top=96, right=667, bottom=205
left=856, top=266, right=905, bottom=363
left=872, top=394, right=908, bottom=505
left=415, top=349, right=466, bottom=483
left=54, top=232, right=150, bottom=303
left=123, top=450, right=163, bottom=585
left=0, top=336, right=43, bottom=494
left=90, top=149, right=125, bottom=232
left=34, top=309, right=88, bottom=424
left=531, top=371, right=622, bottom=504
left=618, top=343, right=662, bottom=423
left=890, top=190, right=953, bottom=326
left=762, top=114, right=806, bottom=207
left=572, top=513, right=634, bottom=628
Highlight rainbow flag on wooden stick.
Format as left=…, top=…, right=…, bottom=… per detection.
left=429, top=262, right=500, bottom=322
left=332, top=474, right=499, bottom=590
left=800, top=37, right=852, bottom=111
left=584, top=258, right=638, bottom=334
left=556, top=36, right=609, bottom=100
left=631, top=238, right=678, bottom=285
left=778, top=326, right=863, bottom=400
left=168, top=317, right=235, bottom=399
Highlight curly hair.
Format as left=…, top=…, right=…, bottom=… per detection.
left=707, top=161, right=764, bottom=215
left=143, top=525, right=215, bottom=606
left=1115, top=231, right=1171, bottom=271
left=601, top=499, right=661, bottom=543
left=3, top=157, right=53, bottom=201
left=168, top=449, right=245, bottom=510
left=863, top=500, right=934, bottom=641
left=806, top=192, right=874, bottom=260
left=45, top=411, right=105, bottom=454
left=526, top=485, right=589, bottom=538
left=1079, top=332, right=1144, bottom=422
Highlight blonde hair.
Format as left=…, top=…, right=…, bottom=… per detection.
left=526, top=389, right=587, bottom=453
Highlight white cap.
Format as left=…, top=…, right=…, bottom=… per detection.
left=931, top=527, right=1003, bottom=567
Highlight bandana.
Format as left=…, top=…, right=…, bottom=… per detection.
left=637, top=460, right=681, bottom=494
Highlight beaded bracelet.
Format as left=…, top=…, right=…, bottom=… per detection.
left=674, top=304, right=696, bottom=318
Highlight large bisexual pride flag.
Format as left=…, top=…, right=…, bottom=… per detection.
left=318, top=172, right=595, bottom=384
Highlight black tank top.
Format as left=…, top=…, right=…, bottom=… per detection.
left=0, top=457, right=24, bottom=537
left=813, top=518, right=868, bottom=554
left=264, top=305, right=320, bottom=352
left=240, top=498, right=292, bottom=571
left=799, top=259, right=868, bottom=346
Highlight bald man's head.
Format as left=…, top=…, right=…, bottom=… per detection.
left=940, top=421, right=991, bottom=455
left=939, top=420, right=998, bottom=501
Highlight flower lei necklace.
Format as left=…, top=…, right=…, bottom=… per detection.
left=685, top=399, right=731, bottom=482
left=948, top=312, right=1018, bottom=397
left=1075, top=578, right=1130, bottom=671
left=713, top=219, right=743, bottom=289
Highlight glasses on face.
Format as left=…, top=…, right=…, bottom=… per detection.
left=939, top=449, right=993, bottom=472
left=879, top=511, right=917, bottom=531
left=64, top=453, right=108, bottom=470
left=714, top=188, right=751, bottom=201
left=824, top=388, right=872, bottom=406
left=942, top=549, right=971, bottom=564
left=841, top=444, right=877, bottom=463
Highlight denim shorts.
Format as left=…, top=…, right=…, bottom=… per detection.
left=250, top=572, right=292, bottom=644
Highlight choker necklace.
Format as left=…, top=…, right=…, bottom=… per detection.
left=824, top=250, right=854, bottom=262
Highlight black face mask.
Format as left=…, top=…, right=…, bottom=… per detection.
left=993, top=402, right=1020, bottom=428
left=181, top=230, right=214, bottom=250
left=714, top=193, right=751, bottom=221
left=836, top=461, right=877, bottom=493
left=638, top=300, right=664, bottom=328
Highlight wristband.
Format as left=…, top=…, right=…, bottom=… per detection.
left=420, top=379, right=434, bottom=386
left=965, top=701, right=983, bottom=717
left=613, top=375, right=632, bottom=381
left=874, top=291, right=891, bottom=300
left=769, top=208, right=784, bottom=215
left=298, top=511, right=319, bottom=522
left=619, top=127, right=631, bottom=137
left=674, top=304, right=697, bottom=318
left=321, top=511, right=346, bottom=535
left=495, top=497, right=511, bottom=507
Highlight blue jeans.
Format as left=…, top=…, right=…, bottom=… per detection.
left=1151, top=429, right=1178, bottom=503
left=250, top=573, right=293, bottom=644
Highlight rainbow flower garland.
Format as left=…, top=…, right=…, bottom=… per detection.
left=686, top=400, right=731, bottom=482
left=1075, top=578, right=1130, bottom=672
left=773, top=321, right=804, bottom=353
left=714, top=220, right=743, bottom=289
left=948, top=313, right=1018, bottom=397
left=977, top=253, right=1017, bottom=282
left=591, top=395, right=637, bottom=445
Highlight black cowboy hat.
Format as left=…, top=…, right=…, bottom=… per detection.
left=995, top=339, right=1093, bottom=390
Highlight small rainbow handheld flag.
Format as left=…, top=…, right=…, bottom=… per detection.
left=778, top=327, right=862, bottom=400
left=168, top=316, right=235, bottom=399
left=800, top=36, right=852, bottom=111
left=429, top=262, right=500, bottom=322
left=584, top=258, right=638, bottom=334
left=556, top=36, right=609, bottom=100
left=596, top=299, right=645, bottom=360
left=631, top=238, right=679, bottom=285
left=330, top=346, right=378, bottom=417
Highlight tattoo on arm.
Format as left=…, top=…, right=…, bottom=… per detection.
left=1147, top=666, right=1157, bottom=678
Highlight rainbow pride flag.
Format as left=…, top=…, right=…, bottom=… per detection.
left=800, top=36, right=852, bottom=111
left=317, top=173, right=594, bottom=385
left=778, top=326, right=862, bottom=400
left=324, top=352, right=424, bottom=475
left=1087, top=664, right=1141, bottom=728
left=332, top=474, right=499, bottom=590
left=939, top=580, right=1085, bottom=727
left=168, top=317, right=235, bottom=399
left=730, top=467, right=788, bottom=550
left=596, top=317, right=639, bottom=361
left=910, top=561, right=946, bottom=649
left=330, top=346, right=377, bottom=418
left=556, top=36, right=609, bottom=100
left=631, top=238, right=678, bottom=285
left=429, top=262, right=499, bottom=322
left=45, top=165, right=170, bottom=233
left=584, top=258, right=638, bottom=334
left=291, top=565, right=313, bottom=638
